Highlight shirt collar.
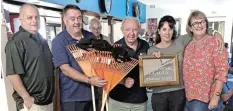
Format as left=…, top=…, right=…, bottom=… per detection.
left=19, top=26, right=29, bottom=33
left=64, top=28, right=84, bottom=41
left=121, top=37, right=142, bottom=51
left=19, top=26, right=36, bottom=38
left=19, top=26, right=40, bottom=41
left=99, top=34, right=104, bottom=40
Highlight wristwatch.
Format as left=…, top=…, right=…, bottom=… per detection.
left=215, top=92, right=221, bottom=96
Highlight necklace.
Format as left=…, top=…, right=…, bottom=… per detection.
left=192, top=37, right=207, bottom=58
left=193, top=35, right=206, bottom=43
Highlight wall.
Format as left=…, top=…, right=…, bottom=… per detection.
left=41, top=0, right=146, bottom=22
left=38, top=0, right=147, bottom=42
left=3, top=2, right=62, bottom=38
left=113, top=21, right=124, bottom=42
left=146, top=0, right=233, bottom=52
left=1, top=2, right=17, bottom=111
left=0, top=25, right=17, bottom=111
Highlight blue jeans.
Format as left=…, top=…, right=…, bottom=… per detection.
left=184, top=100, right=219, bottom=111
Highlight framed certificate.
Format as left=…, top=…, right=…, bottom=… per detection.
left=139, top=55, right=179, bottom=87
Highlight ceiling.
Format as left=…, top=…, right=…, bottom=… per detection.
left=138, top=0, right=231, bottom=5
left=139, top=0, right=186, bottom=5
left=6, top=0, right=64, bottom=9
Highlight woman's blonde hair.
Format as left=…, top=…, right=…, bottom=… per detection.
left=186, top=10, right=209, bottom=36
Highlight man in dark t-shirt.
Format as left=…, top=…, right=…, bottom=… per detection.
left=108, top=17, right=149, bottom=111
left=5, top=4, right=54, bottom=111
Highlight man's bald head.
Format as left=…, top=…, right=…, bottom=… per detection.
left=19, top=4, right=40, bottom=34
left=19, top=4, right=38, bottom=19
left=121, top=17, right=141, bottom=44
left=121, top=17, right=140, bottom=31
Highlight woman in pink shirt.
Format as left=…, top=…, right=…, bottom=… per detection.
left=183, top=11, right=229, bottom=111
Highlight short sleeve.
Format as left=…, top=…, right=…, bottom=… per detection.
left=222, top=81, right=233, bottom=94
left=5, top=41, right=25, bottom=75
left=176, top=34, right=192, bottom=47
left=148, top=46, right=159, bottom=55
left=52, top=36, right=69, bottom=68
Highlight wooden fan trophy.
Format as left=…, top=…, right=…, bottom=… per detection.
left=67, top=44, right=138, bottom=111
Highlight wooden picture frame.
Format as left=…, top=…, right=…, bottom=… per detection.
left=139, top=55, right=179, bottom=87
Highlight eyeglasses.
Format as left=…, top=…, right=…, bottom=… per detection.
left=91, top=27, right=101, bottom=31
left=190, top=20, right=206, bottom=28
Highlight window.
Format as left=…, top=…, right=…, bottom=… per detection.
left=208, top=21, right=225, bottom=37
left=46, top=24, right=62, bottom=49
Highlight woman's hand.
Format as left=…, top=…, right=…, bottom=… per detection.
left=152, top=51, right=161, bottom=58
left=208, top=95, right=220, bottom=110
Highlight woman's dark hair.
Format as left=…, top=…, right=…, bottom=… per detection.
left=155, top=15, right=177, bottom=44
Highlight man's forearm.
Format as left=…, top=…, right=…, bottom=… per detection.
left=7, top=75, right=30, bottom=99
left=229, top=67, right=233, bottom=74
left=222, top=90, right=233, bottom=101
left=60, top=64, right=89, bottom=83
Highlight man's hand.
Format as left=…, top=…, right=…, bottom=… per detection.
left=23, top=96, right=34, bottom=110
left=124, top=77, right=134, bottom=88
left=229, top=67, right=233, bottom=74
left=214, top=32, right=224, bottom=50
left=89, top=77, right=107, bottom=87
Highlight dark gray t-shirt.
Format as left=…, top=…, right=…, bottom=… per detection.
left=147, top=34, right=191, bottom=93
left=5, top=27, right=54, bottom=110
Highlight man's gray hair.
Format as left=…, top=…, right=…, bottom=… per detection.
left=19, top=4, right=38, bottom=18
left=121, top=17, right=141, bottom=30
left=89, top=17, right=101, bottom=27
